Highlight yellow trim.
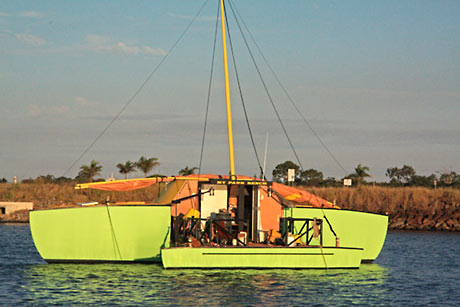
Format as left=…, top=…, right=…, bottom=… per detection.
left=220, top=0, right=236, bottom=176
left=112, top=201, right=146, bottom=205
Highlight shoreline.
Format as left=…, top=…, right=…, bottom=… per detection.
left=1, top=219, right=459, bottom=232
left=1, top=184, right=459, bottom=231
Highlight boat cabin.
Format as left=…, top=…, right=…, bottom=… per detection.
left=170, top=178, right=326, bottom=248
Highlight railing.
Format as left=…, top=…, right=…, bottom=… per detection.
left=171, top=215, right=250, bottom=247
left=280, top=217, right=323, bottom=247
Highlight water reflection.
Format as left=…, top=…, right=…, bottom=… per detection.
left=4, top=226, right=459, bottom=305
left=23, top=263, right=388, bottom=305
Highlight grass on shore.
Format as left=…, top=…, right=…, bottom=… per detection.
left=1, top=183, right=459, bottom=230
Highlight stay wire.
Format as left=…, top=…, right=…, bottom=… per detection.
left=198, top=2, right=220, bottom=176
left=231, top=3, right=349, bottom=177
left=227, top=0, right=304, bottom=171
left=105, top=204, right=123, bottom=260
left=62, top=0, right=211, bottom=177
left=223, top=1, right=264, bottom=178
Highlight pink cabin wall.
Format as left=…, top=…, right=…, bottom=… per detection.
left=259, top=188, right=284, bottom=231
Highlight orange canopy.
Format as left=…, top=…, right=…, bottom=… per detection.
left=75, top=176, right=208, bottom=191
left=271, top=182, right=336, bottom=208
left=75, top=174, right=256, bottom=191
left=75, top=178, right=164, bottom=191
left=75, top=174, right=336, bottom=208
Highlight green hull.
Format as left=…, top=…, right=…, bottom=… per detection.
left=30, top=206, right=171, bottom=263
left=288, top=208, right=388, bottom=262
left=29, top=206, right=386, bottom=265
left=161, top=246, right=363, bottom=269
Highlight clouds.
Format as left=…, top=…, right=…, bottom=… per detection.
left=168, top=13, right=217, bottom=22
left=27, top=104, right=41, bottom=118
left=142, top=46, right=165, bottom=56
left=18, top=11, right=45, bottom=18
left=26, top=104, right=70, bottom=118
left=83, top=34, right=166, bottom=56
left=74, top=96, right=93, bottom=107
left=0, top=10, right=45, bottom=18
left=15, top=33, right=166, bottom=57
left=15, top=33, right=46, bottom=45
left=26, top=96, right=96, bottom=119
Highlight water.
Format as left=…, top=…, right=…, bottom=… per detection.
left=1, top=224, right=459, bottom=306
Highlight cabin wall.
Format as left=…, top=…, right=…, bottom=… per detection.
left=169, top=181, right=284, bottom=233
left=259, top=189, right=283, bottom=232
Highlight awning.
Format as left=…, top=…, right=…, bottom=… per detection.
left=271, top=182, right=338, bottom=208
left=75, top=176, right=208, bottom=191
left=75, top=174, right=338, bottom=208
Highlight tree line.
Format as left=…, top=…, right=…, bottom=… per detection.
left=16, top=156, right=198, bottom=184
left=6, top=158, right=459, bottom=189
left=272, top=160, right=460, bottom=188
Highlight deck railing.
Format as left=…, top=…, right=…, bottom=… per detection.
left=171, top=215, right=250, bottom=247
left=280, top=217, right=324, bottom=247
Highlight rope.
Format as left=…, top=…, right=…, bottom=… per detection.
left=63, top=0, right=211, bottom=177
left=105, top=204, right=123, bottom=260
left=198, top=1, right=220, bottom=177
left=223, top=1, right=264, bottom=177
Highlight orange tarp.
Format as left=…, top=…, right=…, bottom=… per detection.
left=75, top=174, right=336, bottom=208
left=75, top=177, right=170, bottom=191
left=75, top=176, right=209, bottom=191
left=271, top=182, right=336, bottom=208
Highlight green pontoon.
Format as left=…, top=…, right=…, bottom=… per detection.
left=30, top=205, right=171, bottom=263
left=288, top=208, right=388, bottom=262
left=162, top=247, right=363, bottom=269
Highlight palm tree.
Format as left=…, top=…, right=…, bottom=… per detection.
left=136, top=156, right=159, bottom=177
left=79, top=160, right=102, bottom=182
left=354, top=163, right=370, bottom=186
left=179, top=166, right=198, bottom=176
left=116, top=160, right=136, bottom=179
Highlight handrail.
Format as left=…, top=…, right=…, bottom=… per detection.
left=280, top=217, right=323, bottom=247
left=171, top=216, right=249, bottom=247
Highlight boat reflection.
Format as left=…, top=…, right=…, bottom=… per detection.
left=24, top=263, right=388, bottom=305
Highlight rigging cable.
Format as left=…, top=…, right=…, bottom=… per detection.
left=227, top=0, right=304, bottom=171
left=223, top=0, right=264, bottom=178
left=105, top=203, right=123, bottom=260
left=198, top=2, right=220, bottom=177
left=230, top=2, right=349, bottom=177
left=62, top=0, right=211, bottom=177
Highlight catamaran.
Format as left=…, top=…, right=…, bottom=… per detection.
left=30, top=0, right=387, bottom=268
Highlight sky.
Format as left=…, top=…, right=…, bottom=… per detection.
left=1, top=0, right=459, bottom=182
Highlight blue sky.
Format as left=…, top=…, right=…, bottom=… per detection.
left=1, top=0, right=459, bottom=181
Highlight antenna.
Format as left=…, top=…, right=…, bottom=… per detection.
left=262, top=133, right=269, bottom=179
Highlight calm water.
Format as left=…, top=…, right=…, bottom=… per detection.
left=1, top=224, right=459, bottom=306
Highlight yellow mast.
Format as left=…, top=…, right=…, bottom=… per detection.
left=220, top=0, right=236, bottom=176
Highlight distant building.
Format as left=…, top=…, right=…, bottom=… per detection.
left=0, top=202, right=34, bottom=215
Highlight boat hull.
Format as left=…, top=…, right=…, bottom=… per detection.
left=30, top=206, right=171, bottom=263
left=161, top=246, right=363, bottom=269
left=288, top=208, right=388, bottom=262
